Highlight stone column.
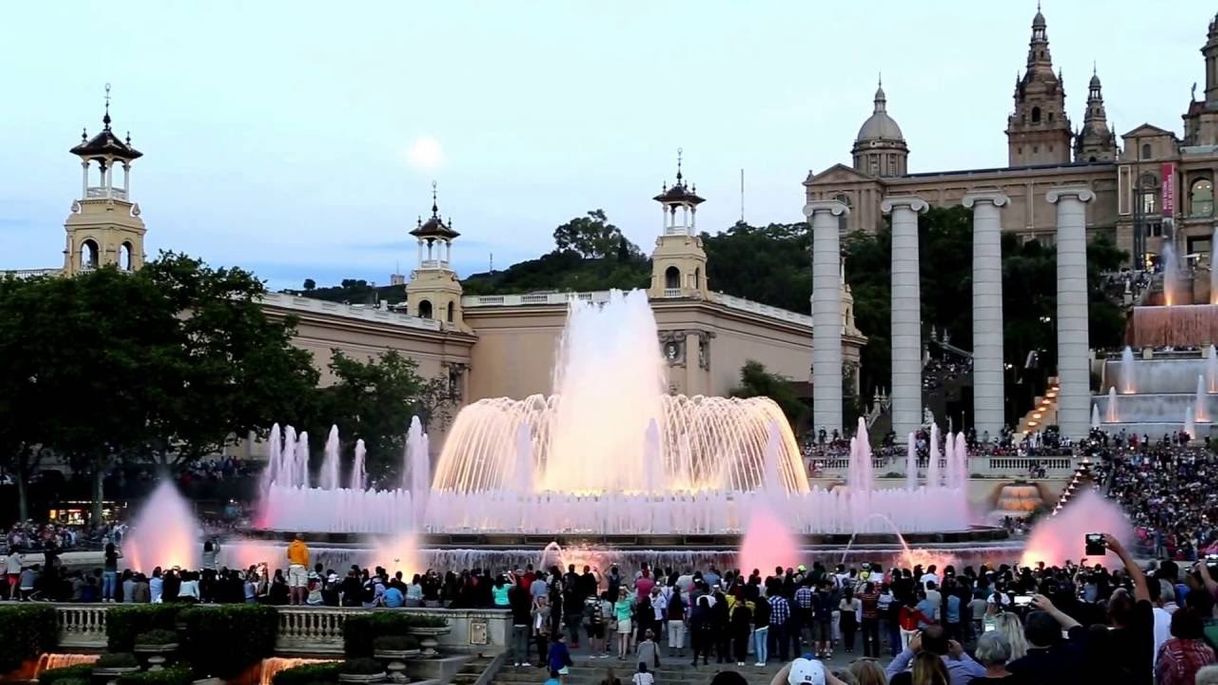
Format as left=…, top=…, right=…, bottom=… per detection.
left=881, top=196, right=928, bottom=437
left=1048, top=186, right=1096, bottom=439
left=804, top=200, right=850, bottom=433
left=963, top=190, right=1010, bottom=438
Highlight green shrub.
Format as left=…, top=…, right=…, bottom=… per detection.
left=0, top=604, right=58, bottom=672
left=341, top=613, right=447, bottom=658
left=371, top=635, right=418, bottom=652
left=49, top=678, right=89, bottom=685
left=271, top=662, right=341, bottom=685
left=134, top=629, right=179, bottom=646
left=338, top=658, right=384, bottom=675
left=37, top=664, right=94, bottom=685
left=179, top=605, right=277, bottom=679
left=94, top=652, right=139, bottom=669
left=106, top=605, right=182, bottom=652
left=116, top=665, right=193, bottom=685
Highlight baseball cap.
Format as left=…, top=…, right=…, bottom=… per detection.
left=787, top=658, right=826, bottom=685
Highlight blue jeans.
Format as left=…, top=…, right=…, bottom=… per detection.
left=753, top=626, right=769, bottom=664
left=102, top=571, right=118, bottom=601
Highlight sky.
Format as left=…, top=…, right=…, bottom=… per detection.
left=0, top=1, right=1211, bottom=290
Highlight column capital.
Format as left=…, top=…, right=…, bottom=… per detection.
left=880, top=196, right=928, bottom=214
left=962, top=189, right=1010, bottom=209
left=1046, top=185, right=1095, bottom=204
left=803, top=199, right=850, bottom=219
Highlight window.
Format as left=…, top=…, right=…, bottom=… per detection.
left=664, top=266, right=680, bottom=290
left=418, top=299, right=433, bottom=319
left=1140, top=192, right=1159, bottom=216
left=1141, top=143, right=1152, bottom=160
left=80, top=239, right=99, bottom=270
left=119, top=242, right=133, bottom=271
left=1033, top=146, right=1039, bottom=154
left=1089, top=156, right=1097, bottom=163
left=1048, top=112, right=1054, bottom=123
left=1191, top=178, right=1214, bottom=217
left=1031, top=106, right=1042, bottom=123
left=694, top=267, right=701, bottom=289
left=446, top=301, right=454, bottom=323
left=1146, top=221, right=1163, bottom=238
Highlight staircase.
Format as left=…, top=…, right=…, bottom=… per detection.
left=1015, top=377, right=1060, bottom=438
left=451, top=654, right=501, bottom=685
left=490, top=658, right=783, bottom=685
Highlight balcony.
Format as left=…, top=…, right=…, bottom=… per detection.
left=85, top=186, right=128, bottom=201
left=661, top=288, right=683, bottom=298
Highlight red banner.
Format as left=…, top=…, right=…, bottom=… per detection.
left=1162, top=162, right=1176, bottom=216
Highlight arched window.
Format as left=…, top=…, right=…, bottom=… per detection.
left=118, top=242, right=134, bottom=271
left=1047, top=112, right=1054, bottom=123
left=417, top=299, right=433, bottom=319
left=694, top=267, right=701, bottom=289
left=1031, top=106, right=1041, bottom=123
left=80, top=239, right=99, bottom=270
left=1139, top=173, right=1161, bottom=216
left=1191, top=178, right=1214, bottom=217
left=1141, top=143, right=1153, bottom=160
left=664, top=266, right=680, bottom=290
left=1089, top=156, right=1097, bottom=163
left=446, top=301, right=454, bottom=323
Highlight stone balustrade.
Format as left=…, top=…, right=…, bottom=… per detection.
left=806, top=455, right=1076, bottom=479
left=53, top=604, right=511, bottom=656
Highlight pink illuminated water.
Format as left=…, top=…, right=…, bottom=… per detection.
left=1020, top=489, right=1134, bottom=566
left=738, top=505, right=801, bottom=573
left=123, top=481, right=200, bottom=572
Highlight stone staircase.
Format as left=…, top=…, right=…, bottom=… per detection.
left=1015, top=377, right=1060, bottom=438
left=489, top=658, right=782, bottom=685
left=450, top=654, right=502, bottom=685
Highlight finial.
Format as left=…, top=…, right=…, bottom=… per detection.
left=103, top=83, right=112, bottom=130
left=125, top=131, right=132, bottom=145
left=877, top=72, right=882, bottom=88
left=676, top=147, right=683, bottom=182
left=1037, top=0, right=1041, bottom=10
left=431, top=180, right=439, bottom=217
left=417, top=215, right=422, bottom=227
left=1092, top=60, right=1097, bottom=76
left=80, top=127, right=87, bottom=143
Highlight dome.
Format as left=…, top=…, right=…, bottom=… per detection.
left=855, top=84, right=905, bottom=143
left=1089, top=73, right=1101, bottom=89
left=1032, top=9, right=1046, bottom=28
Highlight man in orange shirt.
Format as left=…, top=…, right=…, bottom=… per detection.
left=286, top=534, right=310, bottom=606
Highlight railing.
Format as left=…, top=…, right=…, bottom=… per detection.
left=260, top=293, right=442, bottom=331
left=419, top=259, right=447, bottom=270
left=709, top=292, right=814, bottom=327
left=807, top=456, right=1077, bottom=479
left=85, top=186, right=128, bottom=200
left=662, top=288, right=682, bottom=298
left=0, top=267, right=59, bottom=279
left=462, top=291, right=612, bottom=308
left=54, top=604, right=511, bottom=655
left=664, top=225, right=692, bottom=236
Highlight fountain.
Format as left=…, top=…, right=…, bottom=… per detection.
left=1164, top=241, right=1182, bottom=306
left=738, top=504, right=801, bottom=574
left=123, top=481, right=201, bottom=572
left=1199, top=375, right=1211, bottom=422
left=1209, top=345, right=1218, bottom=393
left=1020, top=489, right=1133, bottom=566
left=1186, top=403, right=1197, bottom=439
left=1105, top=386, right=1118, bottom=423
left=319, top=425, right=341, bottom=491
left=926, top=424, right=942, bottom=489
left=904, top=432, right=917, bottom=490
left=1091, top=404, right=1101, bottom=430
left=1121, top=346, right=1136, bottom=394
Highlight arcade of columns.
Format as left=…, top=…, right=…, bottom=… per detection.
left=804, top=186, right=1094, bottom=439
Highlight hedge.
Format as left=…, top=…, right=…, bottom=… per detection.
left=179, top=605, right=278, bottom=679
left=116, top=666, right=193, bottom=685
left=0, top=605, right=58, bottom=672
left=95, top=653, right=140, bottom=669
left=106, top=605, right=182, bottom=652
left=341, top=613, right=447, bottom=658
left=37, top=664, right=94, bottom=685
left=270, top=662, right=341, bottom=685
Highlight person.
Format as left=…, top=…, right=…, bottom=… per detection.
left=840, top=587, right=860, bottom=654
left=380, top=580, right=403, bottom=608
left=753, top=586, right=771, bottom=666
left=585, top=590, right=607, bottom=659
left=508, top=577, right=532, bottom=667
left=492, top=573, right=513, bottom=608
left=905, top=652, right=949, bottom=685
left=5, top=548, right=23, bottom=600
left=970, top=631, right=1023, bottom=683
left=992, top=613, right=1028, bottom=662
left=150, top=567, right=164, bottom=604
left=17, top=564, right=38, bottom=601
left=102, top=543, right=120, bottom=603
left=178, top=571, right=200, bottom=602
left=729, top=591, right=753, bottom=667
left=666, top=586, right=686, bottom=658
left=1155, top=607, right=1216, bottom=685
left=286, top=534, right=309, bottom=606
left=848, top=658, right=887, bottom=685
left=767, top=656, right=850, bottom=685
left=547, top=634, right=573, bottom=677
left=543, top=669, right=562, bottom=685
left=690, top=593, right=713, bottom=666
left=898, top=597, right=927, bottom=651
left=637, top=629, right=661, bottom=672
left=1103, top=534, right=1154, bottom=683
left=600, top=667, right=622, bottom=685
left=615, top=587, right=635, bottom=661
left=533, top=595, right=552, bottom=668
left=858, top=581, right=882, bottom=658
left=632, top=663, right=654, bottom=685
left=201, top=539, right=220, bottom=572
left=885, top=625, right=984, bottom=685
left=768, top=588, right=792, bottom=662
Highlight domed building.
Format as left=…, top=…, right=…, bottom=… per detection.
left=851, top=79, right=908, bottom=178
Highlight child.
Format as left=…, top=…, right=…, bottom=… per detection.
left=544, top=669, right=562, bottom=685
left=631, top=663, right=654, bottom=685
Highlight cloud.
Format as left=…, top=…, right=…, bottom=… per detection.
left=405, top=136, right=444, bottom=171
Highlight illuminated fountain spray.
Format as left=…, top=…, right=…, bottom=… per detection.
left=124, top=481, right=201, bottom=572
left=1091, top=404, right=1101, bottom=430
left=926, top=424, right=942, bottom=489
left=1164, top=241, right=1182, bottom=306
left=1121, top=346, right=1136, bottom=394
left=1197, top=375, right=1210, bottom=423
left=904, top=432, right=917, bottom=490
left=1105, top=386, right=1118, bottom=423
left=1208, top=345, right=1218, bottom=393
left=319, top=425, right=341, bottom=490
left=1186, top=403, right=1197, bottom=439
left=349, top=440, right=366, bottom=491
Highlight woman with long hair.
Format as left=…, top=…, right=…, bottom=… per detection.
left=992, top=612, right=1028, bottom=661
left=839, top=586, right=860, bottom=654
left=910, top=651, right=949, bottom=685
left=848, top=658, right=887, bottom=685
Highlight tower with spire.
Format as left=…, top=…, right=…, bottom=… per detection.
left=1074, top=65, right=1117, bottom=162
left=648, top=149, right=709, bottom=300
left=63, top=84, right=147, bottom=276
left=1184, top=13, right=1218, bottom=146
left=852, top=76, right=908, bottom=177
left=405, top=182, right=468, bottom=330
left=1006, top=5, right=1073, bottom=166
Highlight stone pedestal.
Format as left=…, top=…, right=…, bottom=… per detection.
left=963, top=190, right=1010, bottom=438
left=804, top=200, right=850, bottom=433
left=881, top=196, right=928, bottom=437
left=1048, top=186, right=1095, bottom=438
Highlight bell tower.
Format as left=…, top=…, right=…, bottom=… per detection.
left=64, top=84, right=146, bottom=276
left=1006, top=6, right=1073, bottom=166
left=648, top=149, right=709, bottom=300
left=405, top=182, right=468, bottom=331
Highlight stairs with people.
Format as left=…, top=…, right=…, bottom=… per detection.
left=1015, top=377, right=1060, bottom=438
left=490, top=658, right=783, bottom=685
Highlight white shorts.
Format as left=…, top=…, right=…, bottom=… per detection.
left=288, top=564, right=308, bottom=588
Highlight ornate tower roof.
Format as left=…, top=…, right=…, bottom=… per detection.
left=70, top=84, right=142, bottom=162
left=1006, top=6, right=1072, bottom=166
left=653, top=149, right=704, bottom=206
left=410, top=182, right=459, bottom=240
left=1075, top=66, right=1117, bottom=162
left=855, top=80, right=905, bottom=143
left=851, top=75, right=909, bottom=177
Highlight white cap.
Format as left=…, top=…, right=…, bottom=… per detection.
left=787, top=658, right=826, bottom=685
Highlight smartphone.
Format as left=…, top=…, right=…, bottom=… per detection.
left=1013, top=595, right=1033, bottom=607
left=1085, top=533, right=1106, bottom=556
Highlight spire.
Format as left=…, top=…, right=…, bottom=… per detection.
left=676, top=147, right=683, bottom=184
left=102, top=83, right=112, bottom=130
left=430, top=180, right=439, bottom=218
left=874, top=74, right=887, bottom=113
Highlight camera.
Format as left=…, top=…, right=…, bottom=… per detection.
left=1013, top=594, right=1033, bottom=607
left=1085, top=533, right=1106, bottom=556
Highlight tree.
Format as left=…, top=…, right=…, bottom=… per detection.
left=553, top=209, right=633, bottom=259
left=730, top=360, right=807, bottom=430
left=314, top=350, right=451, bottom=485
left=303, top=278, right=316, bottom=291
